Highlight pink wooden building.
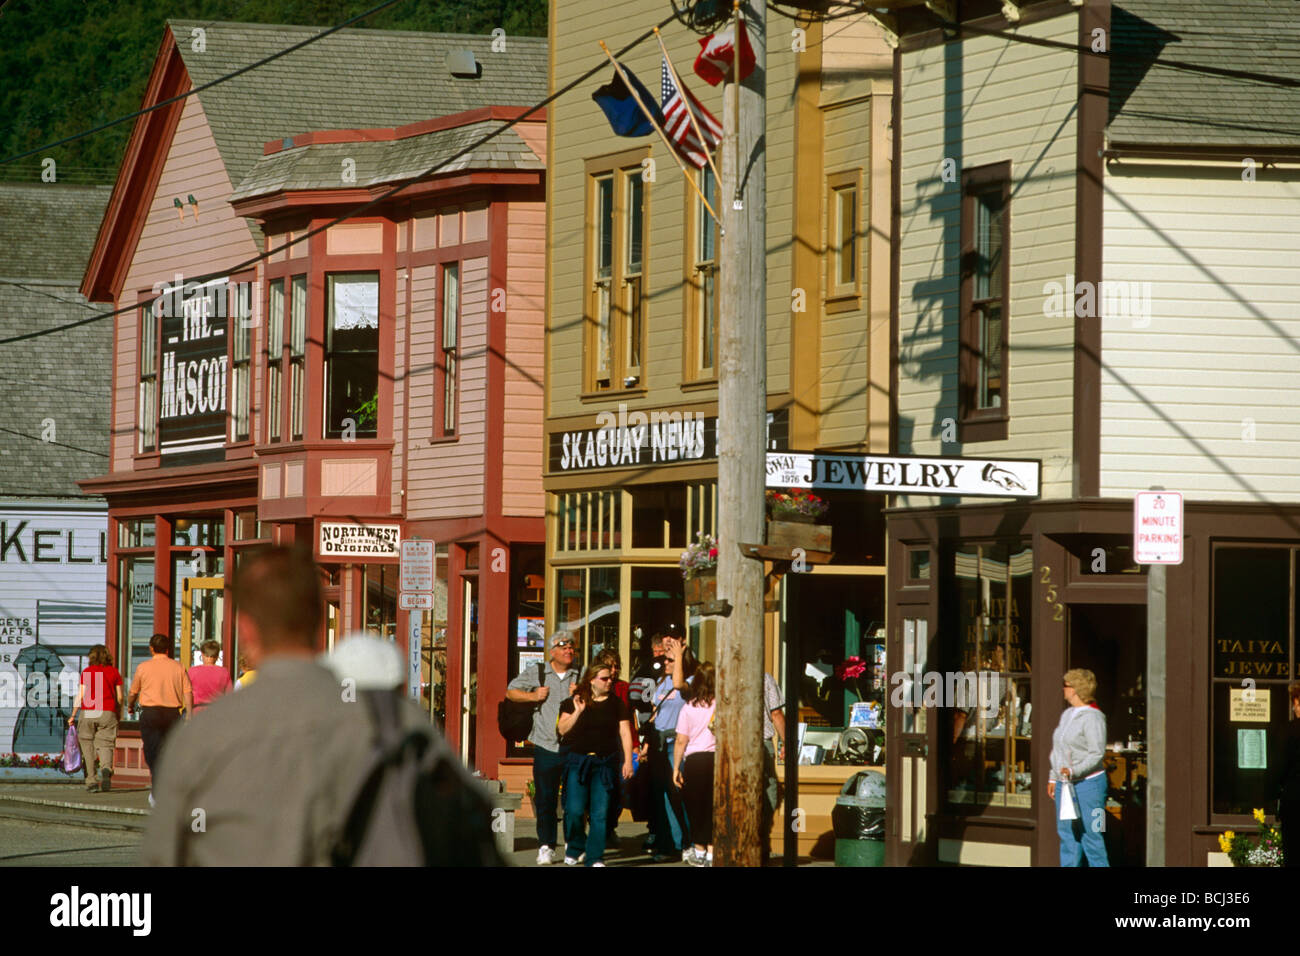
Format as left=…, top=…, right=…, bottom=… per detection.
left=78, top=20, right=547, bottom=777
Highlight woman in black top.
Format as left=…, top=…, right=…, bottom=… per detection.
left=1278, top=682, right=1300, bottom=867
left=557, top=662, right=634, bottom=867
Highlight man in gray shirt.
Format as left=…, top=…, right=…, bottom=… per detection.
left=141, top=547, right=374, bottom=865
left=506, top=630, right=577, bottom=864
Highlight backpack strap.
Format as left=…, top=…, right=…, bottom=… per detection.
left=536, top=661, right=547, bottom=694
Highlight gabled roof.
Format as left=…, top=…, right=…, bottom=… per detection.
left=0, top=184, right=112, bottom=497
left=1109, top=0, right=1300, bottom=148
left=83, top=21, right=548, bottom=300
left=169, top=20, right=548, bottom=196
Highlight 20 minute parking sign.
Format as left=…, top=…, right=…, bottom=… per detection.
left=1133, top=491, right=1183, bottom=565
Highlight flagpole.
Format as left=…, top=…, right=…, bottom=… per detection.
left=597, top=40, right=721, bottom=227
left=652, top=27, right=724, bottom=200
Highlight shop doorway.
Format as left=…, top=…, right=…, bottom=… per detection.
left=180, top=577, right=224, bottom=669
left=1067, top=603, right=1147, bottom=867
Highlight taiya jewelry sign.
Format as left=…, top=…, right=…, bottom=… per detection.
left=766, top=452, right=1040, bottom=499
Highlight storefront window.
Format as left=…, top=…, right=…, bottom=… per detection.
left=171, top=552, right=224, bottom=661
left=234, top=510, right=263, bottom=541
left=118, top=518, right=156, bottom=550
left=948, top=543, right=1033, bottom=809
left=172, top=517, right=224, bottom=548
left=119, top=557, right=155, bottom=692
left=508, top=546, right=546, bottom=755
left=362, top=564, right=398, bottom=641
left=631, top=485, right=688, bottom=549
left=1212, top=547, right=1293, bottom=816
left=554, top=566, right=620, bottom=668
left=630, top=566, right=684, bottom=657
left=786, top=574, right=886, bottom=731
left=425, top=546, right=450, bottom=730
left=556, top=491, right=621, bottom=552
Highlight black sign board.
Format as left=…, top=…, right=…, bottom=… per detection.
left=157, top=279, right=230, bottom=464
left=547, top=406, right=789, bottom=474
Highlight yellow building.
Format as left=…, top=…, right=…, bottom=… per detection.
left=537, top=1, right=895, bottom=854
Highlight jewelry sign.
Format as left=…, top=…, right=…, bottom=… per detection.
left=765, top=452, right=1040, bottom=498
left=154, top=277, right=241, bottom=463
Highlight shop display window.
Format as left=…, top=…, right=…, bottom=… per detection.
left=362, top=563, right=398, bottom=641
left=171, top=552, right=224, bottom=662
left=947, top=542, right=1033, bottom=809
left=556, top=491, right=621, bottom=552
left=172, top=517, right=224, bottom=548
left=631, top=484, right=688, bottom=549
left=1211, top=546, right=1294, bottom=817
left=118, top=557, right=155, bottom=691
left=554, top=566, right=620, bottom=668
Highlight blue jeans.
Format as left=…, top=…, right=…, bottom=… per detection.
left=532, top=745, right=567, bottom=849
left=1056, top=772, right=1110, bottom=867
left=649, top=728, right=688, bottom=854
left=563, top=753, right=618, bottom=866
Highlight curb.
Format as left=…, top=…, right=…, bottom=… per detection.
left=0, top=794, right=149, bottom=817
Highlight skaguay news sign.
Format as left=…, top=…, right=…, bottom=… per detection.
left=153, top=277, right=242, bottom=463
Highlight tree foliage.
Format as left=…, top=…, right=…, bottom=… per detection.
left=0, top=0, right=547, bottom=182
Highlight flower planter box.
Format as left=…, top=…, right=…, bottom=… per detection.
left=684, top=573, right=717, bottom=605
left=0, top=767, right=79, bottom=783
left=766, top=519, right=832, bottom=553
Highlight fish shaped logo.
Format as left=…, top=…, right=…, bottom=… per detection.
left=981, top=463, right=1027, bottom=492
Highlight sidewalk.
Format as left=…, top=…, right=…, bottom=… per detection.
left=0, top=784, right=827, bottom=865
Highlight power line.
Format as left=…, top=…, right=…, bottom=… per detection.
left=0, top=13, right=678, bottom=348
left=0, top=0, right=411, bottom=167
left=0, top=425, right=108, bottom=459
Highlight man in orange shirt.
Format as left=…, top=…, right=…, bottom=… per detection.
left=128, top=633, right=193, bottom=806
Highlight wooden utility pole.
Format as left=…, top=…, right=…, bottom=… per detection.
left=713, top=0, right=766, bottom=868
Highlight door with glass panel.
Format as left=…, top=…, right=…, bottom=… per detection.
left=180, top=577, right=225, bottom=673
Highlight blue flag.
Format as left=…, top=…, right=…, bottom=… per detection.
left=592, top=64, right=663, bottom=137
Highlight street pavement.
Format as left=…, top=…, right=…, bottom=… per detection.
left=0, top=783, right=822, bottom=866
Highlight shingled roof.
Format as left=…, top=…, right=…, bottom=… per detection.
left=1109, top=0, right=1300, bottom=147
left=0, top=184, right=112, bottom=497
left=169, top=20, right=548, bottom=195
left=232, top=119, right=544, bottom=200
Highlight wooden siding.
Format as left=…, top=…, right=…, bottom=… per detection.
left=819, top=95, right=871, bottom=448
left=896, top=14, right=1079, bottom=502
left=114, top=91, right=260, bottom=470
left=392, top=264, right=407, bottom=513
left=1100, top=165, right=1300, bottom=502
left=503, top=200, right=546, bottom=516
left=547, top=3, right=796, bottom=421
left=406, top=258, right=488, bottom=517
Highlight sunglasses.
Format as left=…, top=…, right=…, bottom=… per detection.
left=593, top=674, right=611, bottom=682
left=553, top=641, right=574, bottom=648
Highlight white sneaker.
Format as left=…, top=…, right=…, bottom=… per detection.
left=682, top=848, right=694, bottom=863
left=564, top=852, right=586, bottom=865
left=148, top=793, right=156, bottom=808
left=592, top=861, right=606, bottom=867
left=537, top=846, right=555, bottom=865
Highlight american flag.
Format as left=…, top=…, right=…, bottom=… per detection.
left=660, top=59, right=722, bottom=169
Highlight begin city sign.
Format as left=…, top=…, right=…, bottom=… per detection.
left=765, top=452, right=1040, bottom=499
left=1133, top=491, right=1183, bottom=565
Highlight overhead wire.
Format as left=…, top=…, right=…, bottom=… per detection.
left=0, top=11, right=680, bottom=348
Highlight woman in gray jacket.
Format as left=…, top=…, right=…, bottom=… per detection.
left=1047, top=669, right=1109, bottom=866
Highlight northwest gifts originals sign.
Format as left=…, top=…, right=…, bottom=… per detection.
left=318, top=522, right=401, bottom=558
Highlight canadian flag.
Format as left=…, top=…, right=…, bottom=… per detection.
left=693, top=20, right=756, bottom=87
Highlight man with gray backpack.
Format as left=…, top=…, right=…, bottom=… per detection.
left=505, top=630, right=578, bottom=864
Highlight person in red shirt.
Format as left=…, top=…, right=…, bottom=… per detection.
left=68, top=645, right=124, bottom=792
left=188, top=640, right=232, bottom=713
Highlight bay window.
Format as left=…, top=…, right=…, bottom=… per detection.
left=326, top=272, right=379, bottom=438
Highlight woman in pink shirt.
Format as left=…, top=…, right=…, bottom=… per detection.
left=188, top=641, right=232, bottom=713
left=673, top=661, right=717, bottom=867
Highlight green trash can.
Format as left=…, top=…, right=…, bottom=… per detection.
left=831, top=770, right=886, bottom=867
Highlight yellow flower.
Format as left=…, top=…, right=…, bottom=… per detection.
left=1253, top=808, right=1266, bottom=824
left=1219, top=831, right=1235, bottom=853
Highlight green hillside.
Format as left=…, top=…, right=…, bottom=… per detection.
left=0, top=0, right=547, bottom=183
